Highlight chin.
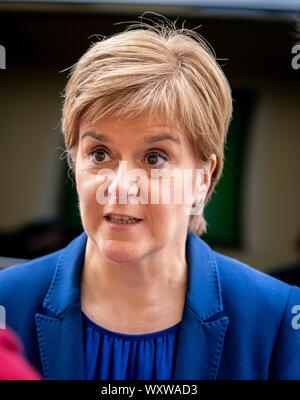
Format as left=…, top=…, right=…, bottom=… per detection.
left=100, top=240, right=145, bottom=264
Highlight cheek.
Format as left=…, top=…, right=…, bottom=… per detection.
left=147, top=203, right=188, bottom=230
left=76, top=172, right=104, bottom=218
left=144, top=173, right=192, bottom=219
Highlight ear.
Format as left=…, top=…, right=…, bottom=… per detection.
left=193, top=154, right=217, bottom=205
left=203, top=153, right=217, bottom=187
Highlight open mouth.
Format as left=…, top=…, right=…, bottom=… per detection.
left=104, top=214, right=142, bottom=225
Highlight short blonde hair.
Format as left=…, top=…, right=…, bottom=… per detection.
left=61, top=16, right=232, bottom=235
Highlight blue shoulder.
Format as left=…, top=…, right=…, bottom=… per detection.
left=212, top=250, right=300, bottom=378
left=0, top=249, right=61, bottom=313
left=213, top=250, right=294, bottom=314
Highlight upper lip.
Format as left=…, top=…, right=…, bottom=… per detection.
left=104, top=212, right=142, bottom=220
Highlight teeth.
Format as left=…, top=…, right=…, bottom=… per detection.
left=109, top=214, right=134, bottom=220
left=107, top=214, right=139, bottom=224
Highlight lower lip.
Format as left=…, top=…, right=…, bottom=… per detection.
left=104, top=217, right=143, bottom=230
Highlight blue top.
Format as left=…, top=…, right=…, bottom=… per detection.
left=82, top=312, right=182, bottom=380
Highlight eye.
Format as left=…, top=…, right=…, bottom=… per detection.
left=89, top=148, right=112, bottom=164
left=145, top=151, right=168, bottom=167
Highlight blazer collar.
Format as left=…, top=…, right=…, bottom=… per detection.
left=184, top=231, right=223, bottom=320
left=173, top=231, right=229, bottom=379
left=42, top=231, right=87, bottom=316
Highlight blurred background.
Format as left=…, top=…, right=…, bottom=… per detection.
left=0, top=1, right=299, bottom=283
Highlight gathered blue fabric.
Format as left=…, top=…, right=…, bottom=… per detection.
left=82, top=312, right=181, bottom=380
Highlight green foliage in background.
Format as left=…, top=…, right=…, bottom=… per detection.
left=203, top=89, right=256, bottom=247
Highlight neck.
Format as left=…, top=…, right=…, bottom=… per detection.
left=80, top=234, right=188, bottom=333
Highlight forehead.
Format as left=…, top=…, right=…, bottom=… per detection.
left=79, top=114, right=184, bottom=143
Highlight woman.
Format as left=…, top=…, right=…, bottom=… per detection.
left=0, top=17, right=299, bottom=380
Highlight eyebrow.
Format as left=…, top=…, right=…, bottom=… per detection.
left=81, top=131, right=181, bottom=145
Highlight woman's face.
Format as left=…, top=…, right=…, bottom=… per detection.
left=75, top=113, right=214, bottom=264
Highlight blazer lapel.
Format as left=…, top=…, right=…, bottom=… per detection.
left=173, top=232, right=229, bottom=380
left=35, top=232, right=88, bottom=380
left=35, top=302, right=84, bottom=379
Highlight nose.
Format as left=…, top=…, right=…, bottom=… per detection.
left=107, top=161, right=139, bottom=204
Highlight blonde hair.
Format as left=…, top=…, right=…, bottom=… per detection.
left=61, top=14, right=233, bottom=235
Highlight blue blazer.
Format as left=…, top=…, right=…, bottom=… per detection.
left=0, top=231, right=300, bottom=380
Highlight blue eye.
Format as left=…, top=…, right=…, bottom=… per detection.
left=90, top=148, right=112, bottom=164
left=145, top=151, right=168, bottom=167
